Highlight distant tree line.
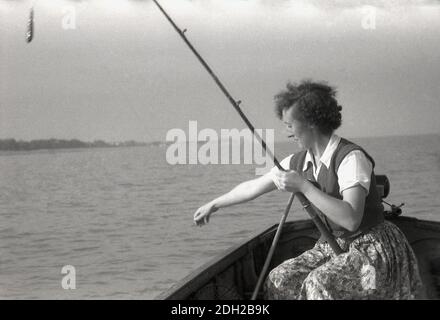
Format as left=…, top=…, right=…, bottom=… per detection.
left=0, top=139, right=152, bottom=151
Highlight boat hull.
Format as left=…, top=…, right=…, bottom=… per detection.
left=156, top=216, right=440, bottom=300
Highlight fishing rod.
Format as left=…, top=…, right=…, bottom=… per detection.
left=151, top=0, right=344, bottom=300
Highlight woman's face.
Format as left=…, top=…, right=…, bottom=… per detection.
left=282, top=105, right=314, bottom=150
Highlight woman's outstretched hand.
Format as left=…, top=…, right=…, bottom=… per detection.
left=194, top=202, right=219, bottom=226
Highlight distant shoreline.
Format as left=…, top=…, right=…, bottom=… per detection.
left=1, top=133, right=438, bottom=152
left=0, top=139, right=167, bottom=152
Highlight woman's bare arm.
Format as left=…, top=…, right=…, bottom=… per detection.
left=301, top=181, right=367, bottom=232
left=193, top=173, right=277, bottom=225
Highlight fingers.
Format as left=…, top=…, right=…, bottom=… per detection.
left=274, top=170, right=289, bottom=190
left=195, top=215, right=209, bottom=226
left=193, top=209, right=203, bottom=226
left=194, top=217, right=204, bottom=226
left=274, top=170, right=301, bottom=192
left=274, top=169, right=297, bottom=178
left=193, top=208, right=210, bottom=227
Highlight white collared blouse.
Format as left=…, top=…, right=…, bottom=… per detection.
left=270, top=134, right=373, bottom=195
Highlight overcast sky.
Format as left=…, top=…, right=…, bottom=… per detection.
left=1, top=0, right=439, bottom=142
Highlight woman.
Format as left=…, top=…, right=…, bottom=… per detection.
left=193, top=80, right=422, bottom=299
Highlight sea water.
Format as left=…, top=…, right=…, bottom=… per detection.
left=0, top=134, right=439, bottom=299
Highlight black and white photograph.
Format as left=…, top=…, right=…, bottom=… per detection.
left=1, top=0, right=439, bottom=303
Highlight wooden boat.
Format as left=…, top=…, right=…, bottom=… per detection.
left=156, top=177, right=440, bottom=300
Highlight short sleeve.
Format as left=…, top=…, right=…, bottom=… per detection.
left=268, top=154, right=293, bottom=190
left=337, top=150, right=372, bottom=195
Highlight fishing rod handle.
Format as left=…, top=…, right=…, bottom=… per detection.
left=295, top=193, right=344, bottom=255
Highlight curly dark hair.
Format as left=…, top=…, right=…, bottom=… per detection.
left=274, top=80, right=342, bottom=135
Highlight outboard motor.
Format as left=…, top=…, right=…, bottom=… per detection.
left=375, top=175, right=390, bottom=199
left=376, top=174, right=404, bottom=218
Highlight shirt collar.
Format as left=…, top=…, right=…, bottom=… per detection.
left=303, top=133, right=341, bottom=171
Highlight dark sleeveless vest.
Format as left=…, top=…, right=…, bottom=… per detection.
left=290, top=138, right=384, bottom=239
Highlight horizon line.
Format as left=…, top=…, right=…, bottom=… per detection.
left=1, top=131, right=438, bottom=144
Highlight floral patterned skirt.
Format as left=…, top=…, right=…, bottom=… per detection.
left=264, top=221, right=423, bottom=300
